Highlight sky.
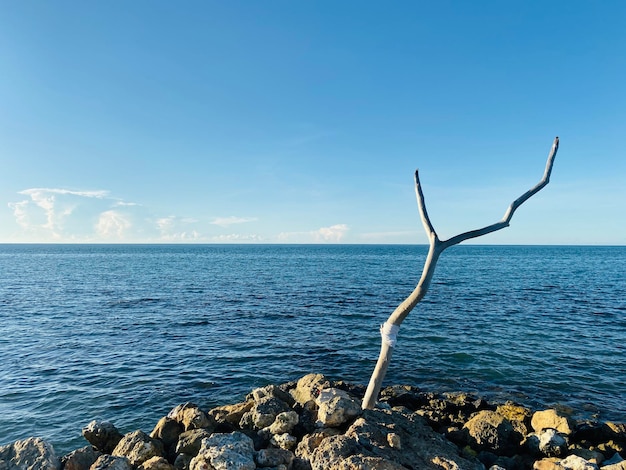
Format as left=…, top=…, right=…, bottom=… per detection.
left=1, top=1, right=624, bottom=245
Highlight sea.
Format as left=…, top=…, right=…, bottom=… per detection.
left=0, top=244, right=625, bottom=454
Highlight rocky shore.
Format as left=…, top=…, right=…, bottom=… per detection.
left=1, top=373, right=625, bottom=470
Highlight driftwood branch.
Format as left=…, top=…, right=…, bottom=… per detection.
left=361, top=137, right=560, bottom=410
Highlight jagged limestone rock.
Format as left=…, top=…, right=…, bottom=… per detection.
left=82, top=420, right=123, bottom=454
left=0, top=437, right=60, bottom=470
left=315, top=388, right=362, bottom=428
left=189, top=432, right=255, bottom=470
left=112, top=430, right=164, bottom=467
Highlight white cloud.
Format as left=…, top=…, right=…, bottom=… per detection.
left=211, top=216, right=258, bottom=228
left=210, top=233, right=263, bottom=242
left=8, top=200, right=31, bottom=229
left=8, top=187, right=136, bottom=241
left=95, top=210, right=131, bottom=239
left=278, top=224, right=349, bottom=243
left=19, top=188, right=109, bottom=199
left=156, top=216, right=203, bottom=241
left=9, top=188, right=109, bottom=237
left=313, top=224, right=349, bottom=242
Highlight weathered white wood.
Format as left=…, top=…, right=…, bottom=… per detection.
left=362, top=137, right=559, bottom=410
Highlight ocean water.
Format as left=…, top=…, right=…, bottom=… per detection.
left=0, top=244, right=624, bottom=454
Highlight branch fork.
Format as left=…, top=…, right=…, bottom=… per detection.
left=361, top=137, right=560, bottom=409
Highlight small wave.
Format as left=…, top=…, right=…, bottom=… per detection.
left=109, top=298, right=163, bottom=308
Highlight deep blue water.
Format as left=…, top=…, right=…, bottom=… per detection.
left=0, top=244, right=625, bottom=454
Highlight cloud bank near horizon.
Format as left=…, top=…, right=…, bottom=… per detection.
left=5, top=188, right=349, bottom=243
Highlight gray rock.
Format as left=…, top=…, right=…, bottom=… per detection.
left=0, top=437, right=60, bottom=470
left=249, top=384, right=296, bottom=407
left=189, top=432, right=255, bottom=470
left=174, top=428, right=212, bottom=456
left=268, top=411, right=300, bottom=435
left=62, top=445, right=101, bottom=470
left=255, top=448, right=295, bottom=467
left=240, top=396, right=291, bottom=430
left=112, top=430, right=164, bottom=467
left=90, top=455, right=133, bottom=470
left=295, top=432, right=334, bottom=462
left=270, top=433, right=298, bottom=450
left=173, top=453, right=193, bottom=470
left=82, top=420, right=123, bottom=454
left=309, top=408, right=482, bottom=470
left=538, top=429, right=567, bottom=457
left=558, top=454, right=598, bottom=469
left=315, top=388, right=362, bottom=428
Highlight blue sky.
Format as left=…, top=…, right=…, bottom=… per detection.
left=1, top=1, right=624, bottom=244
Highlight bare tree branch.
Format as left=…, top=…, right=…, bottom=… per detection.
left=362, top=137, right=560, bottom=410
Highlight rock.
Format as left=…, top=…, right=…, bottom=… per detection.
left=379, top=384, right=425, bottom=411
left=533, top=457, right=561, bottom=470
left=0, top=437, right=60, bottom=470
left=387, top=432, right=401, bottom=449
left=167, top=403, right=215, bottom=432
left=602, top=462, right=626, bottom=470
left=605, top=423, right=626, bottom=442
left=137, top=456, right=175, bottom=470
left=173, top=453, right=193, bottom=470
left=250, top=384, right=296, bottom=407
left=315, top=388, right=362, bottom=428
left=560, top=454, right=598, bottom=469
left=291, top=374, right=329, bottom=405
left=62, top=445, right=101, bottom=470
left=240, top=396, right=291, bottom=430
left=268, top=411, right=300, bottom=435
left=112, top=430, right=164, bottom=467
left=531, top=409, right=575, bottom=435
left=533, top=454, right=599, bottom=470
left=255, top=448, right=295, bottom=467
left=150, top=417, right=183, bottom=450
left=463, top=410, right=519, bottom=455
left=540, top=429, right=567, bottom=457
left=295, top=432, right=335, bottom=462
left=189, top=432, right=255, bottom=470
left=208, top=401, right=254, bottom=428
left=309, top=407, right=481, bottom=470
left=527, top=429, right=568, bottom=457
left=82, top=420, right=124, bottom=454
left=174, top=428, right=212, bottom=456
left=496, top=403, right=533, bottom=436
left=271, top=433, right=298, bottom=450
left=568, top=447, right=604, bottom=465
left=90, top=455, right=133, bottom=470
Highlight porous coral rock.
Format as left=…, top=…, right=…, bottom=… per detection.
left=112, top=430, right=163, bottom=467
left=167, top=403, right=215, bottom=432
left=531, top=409, right=575, bottom=436
left=268, top=411, right=299, bottom=435
left=315, top=388, right=362, bottom=428
left=0, top=437, right=60, bottom=470
left=463, top=410, right=518, bottom=455
left=189, top=432, right=255, bottom=470
left=82, top=420, right=123, bottom=454
left=240, top=396, right=291, bottom=430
